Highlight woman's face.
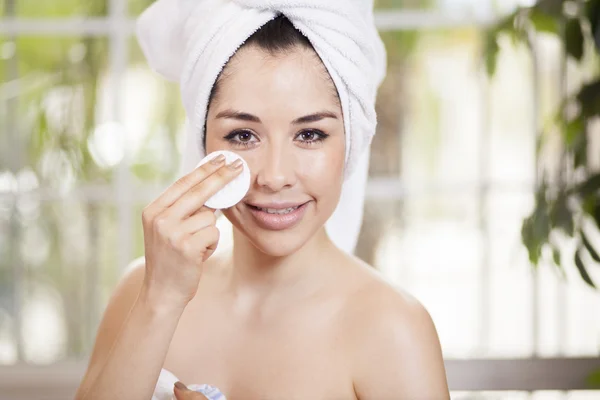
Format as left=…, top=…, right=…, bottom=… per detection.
left=205, top=44, right=345, bottom=256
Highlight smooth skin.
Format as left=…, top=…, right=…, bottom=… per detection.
left=75, top=44, right=449, bottom=400
left=75, top=156, right=242, bottom=400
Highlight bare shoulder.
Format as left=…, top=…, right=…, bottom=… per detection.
left=74, top=256, right=147, bottom=397
left=338, top=257, right=450, bottom=399
left=120, top=255, right=147, bottom=292
left=339, top=255, right=428, bottom=327
left=90, top=255, right=147, bottom=347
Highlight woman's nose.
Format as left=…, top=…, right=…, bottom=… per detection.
left=255, top=145, right=296, bottom=192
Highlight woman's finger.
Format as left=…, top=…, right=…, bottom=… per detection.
left=146, top=154, right=227, bottom=218
left=173, top=382, right=209, bottom=400
left=179, top=210, right=218, bottom=234
left=168, top=160, right=244, bottom=220
left=180, top=226, right=220, bottom=262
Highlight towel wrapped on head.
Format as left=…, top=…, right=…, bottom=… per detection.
left=136, top=0, right=387, bottom=253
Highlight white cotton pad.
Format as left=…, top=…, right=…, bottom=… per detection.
left=196, top=150, right=251, bottom=210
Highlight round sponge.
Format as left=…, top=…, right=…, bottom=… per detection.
left=196, top=150, right=251, bottom=209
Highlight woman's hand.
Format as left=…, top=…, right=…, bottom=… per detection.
left=141, top=154, right=244, bottom=310
left=173, top=382, right=209, bottom=400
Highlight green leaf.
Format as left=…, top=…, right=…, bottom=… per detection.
left=586, top=0, right=600, bottom=51
left=575, top=248, right=596, bottom=288
left=522, top=216, right=542, bottom=265
left=483, top=11, right=520, bottom=77
left=577, top=79, right=600, bottom=118
left=550, top=244, right=568, bottom=279
left=484, top=32, right=500, bottom=77
left=529, top=8, right=561, bottom=34
left=552, top=245, right=561, bottom=266
left=594, top=200, right=600, bottom=226
left=581, top=230, right=600, bottom=263
left=575, top=173, right=600, bottom=197
left=498, top=12, right=517, bottom=31
left=565, top=18, right=584, bottom=61
left=587, top=368, right=600, bottom=388
left=33, top=105, right=49, bottom=155
left=550, top=192, right=574, bottom=236
left=536, top=0, right=565, bottom=16
left=522, top=184, right=552, bottom=266
left=533, top=190, right=551, bottom=241
left=564, top=115, right=584, bottom=147
left=573, top=126, right=588, bottom=168
left=583, top=195, right=597, bottom=215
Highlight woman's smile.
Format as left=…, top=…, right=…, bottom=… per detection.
left=243, top=200, right=311, bottom=231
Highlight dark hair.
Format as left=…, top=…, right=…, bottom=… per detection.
left=202, top=14, right=334, bottom=150
left=244, top=13, right=313, bottom=54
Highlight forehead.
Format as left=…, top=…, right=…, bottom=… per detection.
left=216, top=45, right=341, bottom=111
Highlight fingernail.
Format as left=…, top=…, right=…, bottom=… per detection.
left=174, top=381, right=189, bottom=391
left=228, top=159, right=243, bottom=169
left=210, top=154, right=226, bottom=165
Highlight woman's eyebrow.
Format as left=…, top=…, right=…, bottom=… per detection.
left=215, top=110, right=261, bottom=123
left=292, top=111, right=338, bottom=125
left=215, top=109, right=338, bottom=124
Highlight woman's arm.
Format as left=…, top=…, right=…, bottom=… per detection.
left=75, top=157, right=243, bottom=399
left=74, top=261, right=186, bottom=400
left=351, top=290, right=450, bottom=399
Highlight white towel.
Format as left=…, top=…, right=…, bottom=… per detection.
left=152, top=368, right=226, bottom=400
left=136, top=0, right=386, bottom=253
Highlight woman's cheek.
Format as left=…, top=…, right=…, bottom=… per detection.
left=204, top=133, right=225, bottom=154
left=297, top=146, right=345, bottom=192
left=234, top=150, right=261, bottom=181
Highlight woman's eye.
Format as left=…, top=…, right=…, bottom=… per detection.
left=295, top=129, right=329, bottom=144
left=223, top=130, right=258, bottom=148
left=237, top=131, right=253, bottom=142
left=300, top=131, right=317, bottom=141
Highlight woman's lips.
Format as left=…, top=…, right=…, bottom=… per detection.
left=246, top=202, right=309, bottom=231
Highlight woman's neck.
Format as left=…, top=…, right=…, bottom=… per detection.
left=226, top=227, right=338, bottom=303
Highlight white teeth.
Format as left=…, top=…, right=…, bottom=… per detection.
left=257, top=206, right=300, bottom=215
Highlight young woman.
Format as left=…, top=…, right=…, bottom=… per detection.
left=75, top=14, right=450, bottom=400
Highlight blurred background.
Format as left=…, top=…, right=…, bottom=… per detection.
left=1, top=0, right=600, bottom=399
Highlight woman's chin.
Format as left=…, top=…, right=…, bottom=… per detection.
left=246, top=230, right=311, bottom=257
left=227, top=219, right=316, bottom=257
left=227, top=222, right=310, bottom=257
